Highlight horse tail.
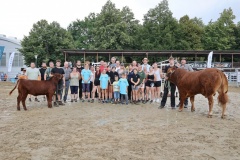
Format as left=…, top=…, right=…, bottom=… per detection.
left=9, top=80, right=19, bottom=95
left=217, top=71, right=229, bottom=105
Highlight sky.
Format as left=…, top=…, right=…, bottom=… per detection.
left=1, top=0, right=240, bottom=40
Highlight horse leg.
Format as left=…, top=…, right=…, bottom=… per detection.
left=207, top=95, right=214, bottom=118
left=178, top=93, right=186, bottom=112
left=21, top=93, right=28, bottom=111
left=17, top=94, right=21, bottom=111
left=47, top=94, right=52, bottom=108
left=190, top=96, right=195, bottom=112
left=221, top=103, right=227, bottom=119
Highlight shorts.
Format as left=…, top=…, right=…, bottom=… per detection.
left=82, top=83, right=90, bottom=92
left=132, top=85, right=139, bottom=90
left=146, top=80, right=154, bottom=87
left=70, top=86, right=78, bottom=94
left=94, top=78, right=100, bottom=86
left=154, top=81, right=161, bottom=87
left=138, top=83, right=145, bottom=89
left=114, top=91, right=120, bottom=99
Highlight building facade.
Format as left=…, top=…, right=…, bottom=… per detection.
left=0, top=34, right=26, bottom=79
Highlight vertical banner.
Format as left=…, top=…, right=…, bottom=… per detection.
left=0, top=46, right=5, bottom=61
left=207, top=51, right=213, bottom=68
left=8, top=52, right=15, bottom=72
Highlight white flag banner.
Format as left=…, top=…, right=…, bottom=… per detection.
left=8, top=52, right=15, bottom=72
left=207, top=51, right=213, bottom=68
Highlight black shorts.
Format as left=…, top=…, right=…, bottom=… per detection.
left=154, top=81, right=161, bottom=87
left=70, top=86, right=78, bottom=94
left=146, top=80, right=154, bottom=87
left=82, top=83, right=90, bottom=92
left=94, top=78, right=100, bottom=86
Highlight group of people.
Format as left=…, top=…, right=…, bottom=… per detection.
left=22, top=56, right=193, bottom=109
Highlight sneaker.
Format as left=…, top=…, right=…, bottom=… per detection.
left=184, top=104, right=188, bottom=108
left=82, top=99, right=85, bottom=102
left=91, top=99, right=94, bottom=103
left=71, top=99, right=73, bottom=102
left=88, top=100, right=90, bottom=103
left=158, top=105, right=164, bottom=109
left=29, top=98, right=32, bottom=102
left=58, top=101, right=65, bottom=105
left=176, top=104, right=180, bottom=107
left=150, top=100, right=153, bottom=104
left=171, top=106, right=176, bottom=109
left=156, top=99, right=160, bottom=103
left=35, top=98, right=40, bottom=102
left=75, top=99, right=77, bottom=102
left=105, top=100, right=108, bottom=103
left=54, top=102, right=59, bottom=107
left=64, top=101, right=67, bottom=103
left=102, top=100, right=105, bottom=104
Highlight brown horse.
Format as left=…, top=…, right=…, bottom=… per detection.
left=9, top=73, right=62, bottom=111
left=166, top=67, right=228, bottom=118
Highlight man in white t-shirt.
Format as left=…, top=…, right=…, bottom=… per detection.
left=142, top=57, right=151, bottom=72
left=26, top=62, right=41, bottom=102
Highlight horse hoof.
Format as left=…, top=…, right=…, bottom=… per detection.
left=221, top=115, right=226, bottom=119
left=208, top=115, right=212, bottom=118
left=178, top=109, right=183, bottom=112
left=191, top=109, right=195, bottom=112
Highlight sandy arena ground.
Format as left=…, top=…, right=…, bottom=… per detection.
left=0, top=82, right=240, bottom=160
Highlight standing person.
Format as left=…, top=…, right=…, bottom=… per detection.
left=44, top=61, right=54, bottom=80
left=70, top=67, right=80, bottom=102
left=145, top=67, right=155, bottom=103
left=91, top=66, right=101, bottom=103
left=76, top=60, right=84, bottom=100
left=26, top=62, right=41, bottom=102
left=115, top=60, right=120, bottom=71
left=127, top=64, right=134, bottom=102
left=118, top=63, right=125, bottom=80
left=142, top=57, right=151, bottom=72
left=63, top=62, right=72, bottom=103
left=99, top=60, right=105, bottom=73
left=39, top=62, right=47, bottom=81
left=118, top=73, right=129, bottom=105
left=81, top=64, right=92, bottom=102
left=110, top=57, right=117, bottom=68
left=137, top=64, right=146, bottom=103
left=153, top=62, right=163, bottom=103
left=99, top=69, right=109, bottom=103
left=131, top=68, right=140, bottom=104
left=107, top=65, right=115, bottom=103
left=132, top=60, right=138, bottom=69
left=89, top=65, right=95, bottom=99
left=176, top=57, right=194, bottom=108
left=39, top=62, right=47, bottom=101
left=51, top=59, right=65, bottom=106
left=112, top=75, right=120, bottom=104
left=159, top=56, right=177, bottom=109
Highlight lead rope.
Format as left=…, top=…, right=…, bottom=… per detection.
left=164, top=80, right=171, bottom=91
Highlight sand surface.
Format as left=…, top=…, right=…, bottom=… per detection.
left=0, top=82, right=240, bottom=160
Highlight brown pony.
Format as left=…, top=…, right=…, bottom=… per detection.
left=166, top=67, right=228, bottom=118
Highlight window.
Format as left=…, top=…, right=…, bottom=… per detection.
left=0, top=53, right=6, bottom=66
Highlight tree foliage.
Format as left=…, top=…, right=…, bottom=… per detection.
left=20, top=20, right=74, bottom=66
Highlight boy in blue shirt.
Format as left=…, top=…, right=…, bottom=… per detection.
left=81, top=64, right=92, bottom=102
left=99, top=68, right=110, bottom=103
left=118, top=73, right=129, bottom=105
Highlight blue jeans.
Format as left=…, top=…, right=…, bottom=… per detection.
left=114, top=91, right=120, bottom=99
left=63, top=80, right=70, bottom=101
left=121, top=94, right=128, bottom=104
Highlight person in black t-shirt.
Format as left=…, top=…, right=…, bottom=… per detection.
left=131, top=68, right=140, bottom=104
left=39, top=62, right=47, bottom=81
left=159, top=56, right=177, bottom=109
left=107, top=65, right=115, bottom=102
left=51, top=59, right=65, bottom=106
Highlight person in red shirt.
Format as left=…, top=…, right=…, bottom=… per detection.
left=99, top=60, right=105, bottom=73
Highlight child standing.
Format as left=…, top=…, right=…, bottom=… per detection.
left=70, top=67, right=81, bottom=102
left=131, top=68, right=140, bottom=104
left=112, top=75, right=120, bottom=104
left=99, top=69, right=109, bottom=103
left=118, top=73, right=129, bottom=105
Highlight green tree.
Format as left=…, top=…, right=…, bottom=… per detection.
left=175, top=15, right=204, bottom=50
left=20, top=20, right=74, bottom=66
left=141, top=0, right=178, bottom=50
left=203, top=8, right=236, bottom=50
